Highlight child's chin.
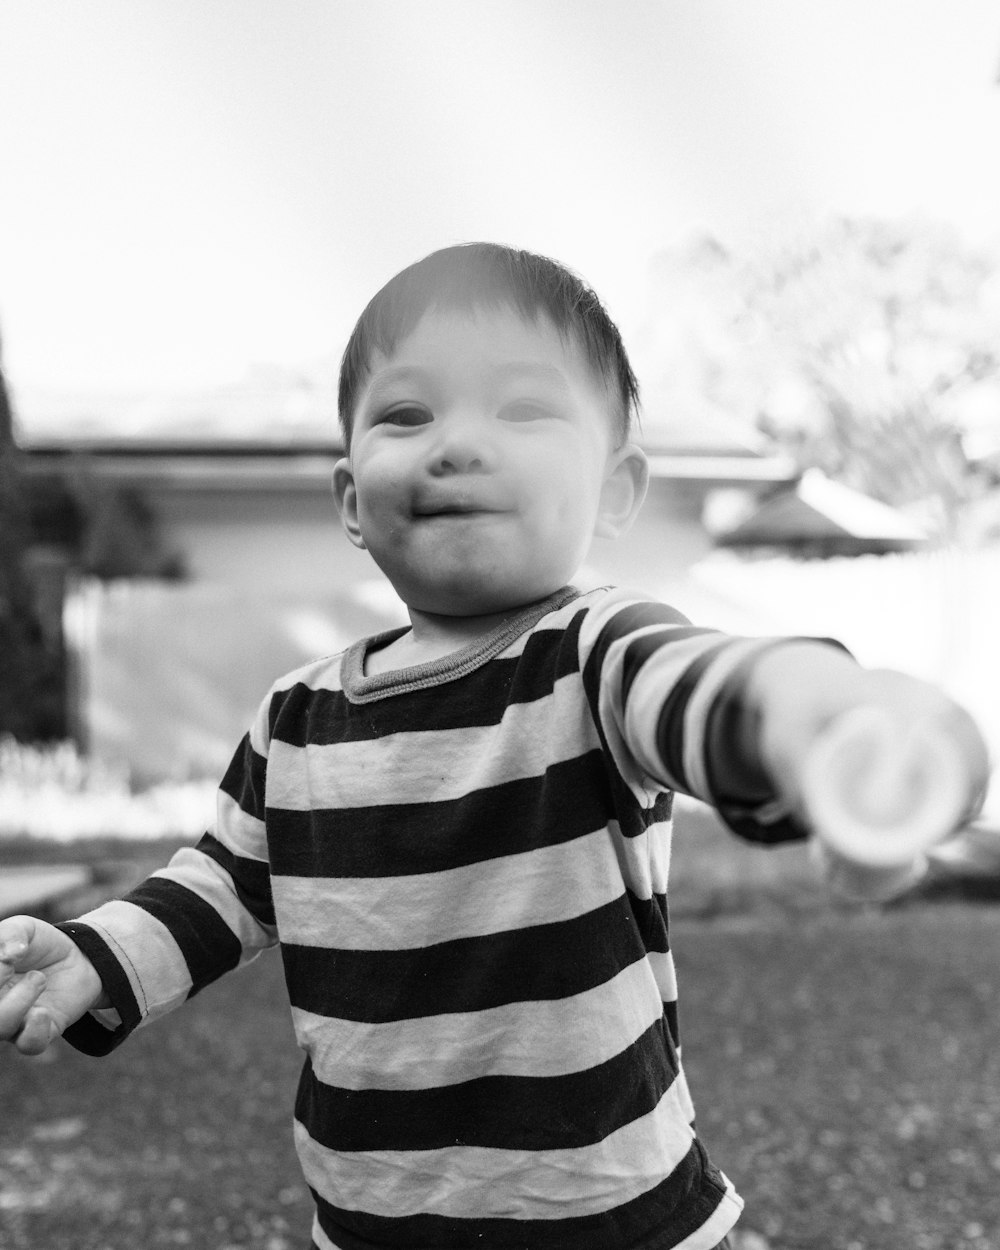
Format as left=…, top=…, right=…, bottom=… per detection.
left=414, top=578, right=557, bottom=619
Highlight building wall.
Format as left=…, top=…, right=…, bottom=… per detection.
left=68, top=475, right=721, bottom=783
left=149, top=486, right=372, bottom=592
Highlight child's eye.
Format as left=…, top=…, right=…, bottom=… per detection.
left=379, top=405, right=432, bottom=428
left=500, top=401, right=554, bottom=423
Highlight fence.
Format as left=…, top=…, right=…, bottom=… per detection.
left=64, top=577, right=406, bottom=785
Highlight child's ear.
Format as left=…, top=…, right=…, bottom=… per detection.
left=595, top=443, right=649, bottom=539
left=332, top=459, right=367, bottom=550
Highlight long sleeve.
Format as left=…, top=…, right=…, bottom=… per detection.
left=59, top=700, right=278, bottom=1056
left=576, top=589, right=847, bottom=843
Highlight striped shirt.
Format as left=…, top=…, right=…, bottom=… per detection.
left=61, top=585, right=806, bottom=1250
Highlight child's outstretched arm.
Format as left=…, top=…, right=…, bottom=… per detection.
left=741, top=642, right=991, bottom=895
left=578, top=590, right=989, bottom=895
left=51, top=722, right=279, bottom=1057
left=3, top=692, right=281, bottom=1059
left=0, top=915, right=108, bottom=1054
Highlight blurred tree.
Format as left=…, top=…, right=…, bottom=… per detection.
left=638, top=217, right=1000, bottom=541
left=1, top=342, right=185, bottom=742
left=24, top=470, right=185, bottom=582
left=67, top=473, right=186, bottom=581
left=0, top=342, right=66, bottom=739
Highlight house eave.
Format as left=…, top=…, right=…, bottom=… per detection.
left=17, top=441, right=800, bottom=491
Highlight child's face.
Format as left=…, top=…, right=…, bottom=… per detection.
left=333, top=305, right=647, bottom=618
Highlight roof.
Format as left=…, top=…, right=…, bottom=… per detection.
left=14, top=376, right=798, bottom=488
left=714, top=469, right=929, bottom=552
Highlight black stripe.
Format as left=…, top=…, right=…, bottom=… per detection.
left=297, top=1016, right=679, bottom=1151
left=655, top=641, right=731, bottom=794
left=703, top=637, right=850, bottom=844
left=702, top=641, right=792, bottom=809
left=196, top=833, right=275, bottom=927
left=505, top=605, right=585, bottom=700
left=57, top=920, right=143, bottom=1054
left=219, top=733, right=267, bottom=823
left=125, top=878, right=243, bottom=995
left=633, top=889, right=670, bottom=955
left=273, top=604, right=685, bottom=749
left=267, top=750, right=613, bottom=878
left=281, top=895, right=645, bottom=1022
left=583, top=602, right=691, bottom=719
left=310, top=1136, right=728, bottom=1250
left=621, top=626, right=720, bottom=703
left=269, top=620, right=583, bottom=749
left=664, top=998, right=680, bottom=1048
left=716, top=804, right=807, bottom=846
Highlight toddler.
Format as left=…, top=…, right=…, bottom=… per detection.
left=0, top=243, right=989, bottom=1250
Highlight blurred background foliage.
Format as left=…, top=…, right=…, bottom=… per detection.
left=638, top=214, right=1000, bottom=543
left=1, top=345, right=184, bottom=742
left=1, top=351, right=65, bottom=740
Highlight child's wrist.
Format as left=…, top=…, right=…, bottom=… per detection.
left=78, top=954, right=112, bottom=1012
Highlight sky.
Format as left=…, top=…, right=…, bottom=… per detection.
left=1, top=0, right=999, bottom=418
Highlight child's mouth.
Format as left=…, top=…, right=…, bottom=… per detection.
left=413, top=495, right=505, bottom=518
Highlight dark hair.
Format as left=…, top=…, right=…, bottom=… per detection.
left=337, top=242, right=640, bottom=448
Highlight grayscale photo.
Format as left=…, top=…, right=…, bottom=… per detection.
left=1, top=4, right=998, bottom=1248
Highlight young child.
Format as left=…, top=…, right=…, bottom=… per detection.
left=0, top=243, right=990, bottom=1250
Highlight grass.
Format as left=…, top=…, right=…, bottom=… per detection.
left=1, top=947, right=308, bottom=1250
left=2, top=903, right=999, bottom=1248
left=2, top=806, right=999, bottom=1248
left=677, top=905, right=1000, bottom=1250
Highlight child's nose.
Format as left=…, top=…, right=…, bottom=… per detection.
left=428, top=418, right=495, bottom=476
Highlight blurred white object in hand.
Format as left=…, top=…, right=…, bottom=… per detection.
left=802, top=706, right=973, bottom=901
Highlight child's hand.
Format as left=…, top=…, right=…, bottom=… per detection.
left=747, top=645, right=991, bottom=865
left=0, top=916, right=108, bottom=1055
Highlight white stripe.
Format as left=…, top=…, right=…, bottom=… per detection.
left=265, top=676, right=600, bottom=811
left=293, top=956, right=665, bottom=1091
left=273, top=828, right=622, bottom=950
left=591, top=621, right=728, bottom=803
left=214, top=789, right=268, bottom=861
left=274, top=818, right=671, bottom=955
left=310, top=1217, right=341, bottom=1250
left=295, top=1073, right=698, bottom=1220
left=605, top=816, right=673, bottom=898
left=75, top=900, right=193, bottom=1020
left=622, top=633, right=727, bottom=788
left=270, top=652, right=345, bottom=696
left=648, top=819, right=672, bottom=893
left=647, top=948, right=679, bottom=1003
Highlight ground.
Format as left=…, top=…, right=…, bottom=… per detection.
left=1, top=811, right=999, bottom=1249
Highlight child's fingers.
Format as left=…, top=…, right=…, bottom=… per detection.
left=14, top=1005, right=60, bottom=1056
left=0, top=969, right=47, bottom=1044
left=0, top=915, right=36, bottom=965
